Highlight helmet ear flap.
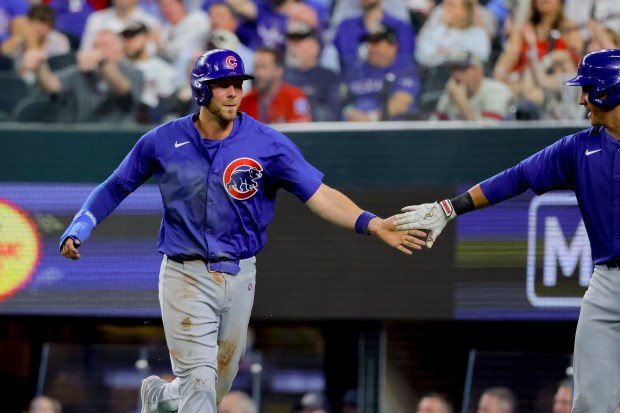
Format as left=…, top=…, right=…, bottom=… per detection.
left=589, top=82, right=620, bottom=111
left=191, top=79, right=213, bottom=107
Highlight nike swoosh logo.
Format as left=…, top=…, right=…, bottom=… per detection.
left=585, top=149, right=602, bottom=156
left=175, top=141, right=190, bottom=148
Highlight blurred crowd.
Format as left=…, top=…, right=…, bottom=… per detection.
left=0, top=0, right=619, bottom=125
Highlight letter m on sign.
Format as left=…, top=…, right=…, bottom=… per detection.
left=527, top=192, right=592, bottom=307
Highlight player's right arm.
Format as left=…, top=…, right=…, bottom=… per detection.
left=59, top=174, right=132, bottom=260
left=395, top=134, right=576, bottom=247
left=60, top=132, right=157, bottom=259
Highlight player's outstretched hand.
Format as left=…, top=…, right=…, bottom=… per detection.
left=60, top=237, right=81, bottom=260
left=370, top=216, right=427, bottom=255
left=393, top=201, right=455, bottom=248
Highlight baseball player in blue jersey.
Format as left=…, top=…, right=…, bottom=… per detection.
left=58, top=49, right=426, bottom=413
left=394, top=48, right=620, bottom=413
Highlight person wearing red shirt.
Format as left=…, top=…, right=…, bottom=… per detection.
left=240, top=46, right=312, bottom=123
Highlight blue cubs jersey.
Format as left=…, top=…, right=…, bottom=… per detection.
left=114, top=112, right=323, bottom=261
left=487, top=126, right=620, bottom=264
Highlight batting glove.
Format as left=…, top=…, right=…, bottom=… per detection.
left=393, top=200, right=456, bottom=248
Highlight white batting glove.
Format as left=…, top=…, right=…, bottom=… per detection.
left=393, top=200, right=456, bottom=248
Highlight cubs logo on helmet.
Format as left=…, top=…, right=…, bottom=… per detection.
left=225, top=55, right=238, bottom=69
left=223, top=158, right=263, bottom=200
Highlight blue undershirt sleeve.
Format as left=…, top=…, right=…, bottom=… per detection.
left=479, top=163, right=531, bottom=205
left=59, top=173, right=132, bottom=250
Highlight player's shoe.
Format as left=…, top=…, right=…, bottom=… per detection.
left=140, top=375, right=166, bottom=413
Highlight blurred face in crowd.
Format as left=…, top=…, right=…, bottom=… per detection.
left=217, top=392, right=253, bottom=413
left=534, top=0, right=562, bottom=16
left=27, top=397, right=57, bottom=413
left=113, top=0, right=139, bottom=11
left=552, top=385, right=572, bottom=413
left=366, top=38, right=397, bottom=68
left=206, top=78, right=244, bottom=121
left=252, top=51, right=282, bottom=94
left=30, top=19, right=53, bottom=42
left=93, top=30, right=125, bottom=61
left=209, top=3, right=238, bottom=32
left=451, top=64, right=483, bottom=96
left=122, top=31, right=149, bottom=60
left=286, top=35, right=319, bottom=69
left=359, top=0, right=381, bottom=12
left=417, top=396, right=449, bottom=413
left=441, top=0, right=471, bottom=28
left=160, top=0, right=186, bottom=24
left=477, top=393, right=506, bottom=413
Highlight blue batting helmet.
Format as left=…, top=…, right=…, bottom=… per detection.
left=564, top=48, right=620, bottom=111
left=190, top=49, right=253, bottom=106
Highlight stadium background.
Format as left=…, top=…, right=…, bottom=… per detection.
left=0, top=120, right=587, bottom=412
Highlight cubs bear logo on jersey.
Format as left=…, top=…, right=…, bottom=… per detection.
left=225, top=55, right=238, bottom=69
left=223, top=158, right=263, bottom=200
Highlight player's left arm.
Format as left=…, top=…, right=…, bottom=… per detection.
left=305, top=183, right=426, bottom=254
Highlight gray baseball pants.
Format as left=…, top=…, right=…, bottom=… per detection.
left=573, top=265, right=620, bottom=413
left=150, top=255, right=257, bottom=412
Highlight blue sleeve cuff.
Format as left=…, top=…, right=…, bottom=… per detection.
left=59, top=211, right=96, bottom=251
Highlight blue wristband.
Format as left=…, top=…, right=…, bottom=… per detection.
left=355, top=211, right=377, bottom=235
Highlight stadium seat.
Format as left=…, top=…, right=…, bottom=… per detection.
left=0, top=54, right=14, bottom=71
left=11, top=94, right=74, bottom=123
left=0, top=73, right=31, bottom=120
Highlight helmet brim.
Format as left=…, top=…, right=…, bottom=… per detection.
left=198, top=73, right=254, bottom=83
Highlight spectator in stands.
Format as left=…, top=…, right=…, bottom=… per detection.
left=342, top=24, right=420, bottom=121
left=293, top=392, right=329, bottom=413
left=329, top=0, right=410, bottom=31
left=240, top=46, right=312, bottom=123
left=526, top=47, right=581, bottom=120
left=32, top=29, right=143, bottom=123
left=80, top=0, right=161, bottom=51
left=211, top=0, right=319, bottom=51
left=218, top=390, right=256, bottom=413
left=16, top=5, right=71, bottom=83
left=552, top=378, right=572, bottom=413
left=121, top=21, right=178, bottom=123
left=416, top=393, right=453, bottom=413
left=584, top=21, right=620, bottom=53
left=331, top=0, right=415, bottom=75
left=23, top=395, right=62, bottom=413
left=0, top=0, right=37, bottom=56
left=158, top=0, right=210, bottom=83
left=563, top=0, right=620, bottom=45
left=476, top=387, right=516, bottom=413
left=284, top=20, right=342, bottom=121
left=430, top=51, right=512, bottom=121
left=48, top=0, right=101, bottom=49
left=492, top=0, right=583, bottom=118
left=207, top=3, right=255, bottom=76
left=414, top=0, right=490, bottom=69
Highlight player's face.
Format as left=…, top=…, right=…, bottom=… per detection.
left=207, top=78, right=244, bottom=121
left=552, top=386, right=572, bottom=413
